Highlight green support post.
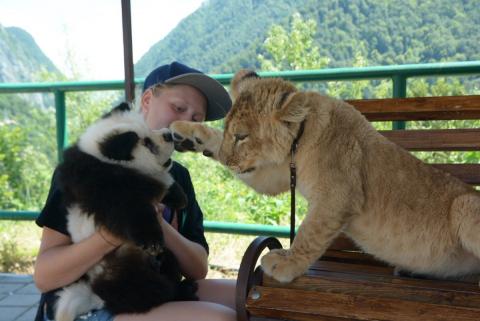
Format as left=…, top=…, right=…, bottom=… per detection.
left=54, top=90, right=67, bottom=162
left=392, top=75, right=407, bottom=130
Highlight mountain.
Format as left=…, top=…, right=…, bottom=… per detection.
left=0, top=25, right=60, bottom=83
left=135, top=0, right=480, bottom=76
left=135, top=0, right=297, bottom=76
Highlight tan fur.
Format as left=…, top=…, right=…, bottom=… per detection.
left=170, top=70, right=480, bottom=283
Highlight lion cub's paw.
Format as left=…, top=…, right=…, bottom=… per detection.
left=260, top=249, right=308, bottom=283
left=170, top=121, right=217, bottom=157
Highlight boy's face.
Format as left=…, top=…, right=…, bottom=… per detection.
left=141, top=84, right=207, bottom=130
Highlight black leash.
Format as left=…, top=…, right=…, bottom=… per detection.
left=289, top=120, right=306, bottom=245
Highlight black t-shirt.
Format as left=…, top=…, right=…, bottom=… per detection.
left=34, top=161, right=208, bottom=321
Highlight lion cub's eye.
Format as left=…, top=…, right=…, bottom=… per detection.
left=234, top=133, right=249, bottom=142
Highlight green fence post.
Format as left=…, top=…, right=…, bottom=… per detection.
left=392, top=75, right=407, bottom=130
left=54, top=90, right=67, bottom=162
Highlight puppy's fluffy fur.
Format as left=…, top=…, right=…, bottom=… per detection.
left=54, top=103, right=197, bottom=321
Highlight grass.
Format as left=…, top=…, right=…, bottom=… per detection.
left=206, top=232, right=291, bottom=279
left=0, top=221, right=41, bottom=273
left=0, top=220, right=290, bottom=279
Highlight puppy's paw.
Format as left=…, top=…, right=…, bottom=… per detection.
left=131, top=229, right=164, bottom=255
left=260, top=249, right=308, bottom=283
left=144, top=242, right=164, bottom=256
left=162, top=182, right=188, bottom=210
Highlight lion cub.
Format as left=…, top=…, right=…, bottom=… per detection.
left=170, top=70, right=480, bottom=284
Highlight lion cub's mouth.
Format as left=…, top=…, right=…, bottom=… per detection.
left=239, top=167, right=256, bottom=174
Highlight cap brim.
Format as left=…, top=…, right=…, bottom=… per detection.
left=166, top=73, right=232, bottom=121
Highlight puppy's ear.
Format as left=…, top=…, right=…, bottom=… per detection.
left=162, top=182, right=188, bottom=210
left=230, top=69, right=260, bottom=100
left=100, top=131, right=139, bottom=161
left=275, top=92, right=311, bottom=124
left=102, top=102, right=131, bottom=119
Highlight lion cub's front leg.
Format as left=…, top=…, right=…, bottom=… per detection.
left=170, top=121, right=223, bottom=161
left=261, top=206, right=345, bottom=283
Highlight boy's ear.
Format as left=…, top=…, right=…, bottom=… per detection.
left=275, top=92, right=311, bottom=123
left=230, top=69, right=260, bottom=100
left=99, top=131, right=139, bottom=161
left=102, top=102, right=131, bottom=119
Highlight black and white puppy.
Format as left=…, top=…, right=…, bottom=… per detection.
left=54, top=103, right=197, bottom=321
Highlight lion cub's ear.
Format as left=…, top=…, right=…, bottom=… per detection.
left=275, top=92, right=310, bottom=123
left=230, top=69, right=260, bottom=100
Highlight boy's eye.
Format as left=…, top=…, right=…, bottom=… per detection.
left=173, top=105, right=186, bottom=113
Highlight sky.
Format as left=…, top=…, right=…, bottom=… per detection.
left=0, top=0, right=205, bottom=80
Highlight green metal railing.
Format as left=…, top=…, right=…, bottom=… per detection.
left=0, top=211, right=292, bottom=237
left=1, top=61, right=480, bottom=237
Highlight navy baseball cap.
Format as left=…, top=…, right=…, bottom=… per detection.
left=143, top=61, right=232, bottom=121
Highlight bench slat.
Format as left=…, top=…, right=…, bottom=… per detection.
left=432, top=164, right=480, bottom=185
left=247, top=285, right=480, bottom=321
left=263, top=272, right=480, bottom=308
left=306, top=261, right=479, bottom=289
left=381, top=128, right=480, bottom=151
left=348, top=95, right=480, bottom=121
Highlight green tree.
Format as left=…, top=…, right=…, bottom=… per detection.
left=326, top=50, right=391, bottom=100
left=37, top=66, right=122, bottom=144
left=0, top=120, right=51, bottom=210
left=0, top=65, right=122, bottom=212
left=258, top=13, right=329, bottom=71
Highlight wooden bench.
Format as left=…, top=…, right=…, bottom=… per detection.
left=235, top=95, right=480, bottom=321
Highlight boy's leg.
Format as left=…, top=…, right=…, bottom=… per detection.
left=115, top=301, right=235, bottom=321
left=196, top=279, right=237, bottom=310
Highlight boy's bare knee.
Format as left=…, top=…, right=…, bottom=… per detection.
left=115, top=301, right=235, bottom=321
